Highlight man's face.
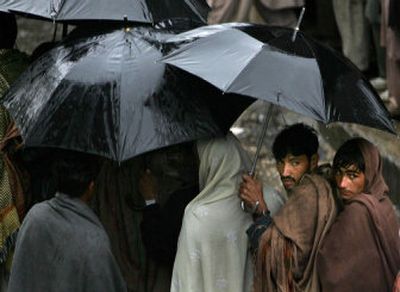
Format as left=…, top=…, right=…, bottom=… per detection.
left=276, top=153, right=316, bottom=190
left=335, top=164, right=366, bottom=200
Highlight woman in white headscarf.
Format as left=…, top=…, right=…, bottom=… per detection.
left=170, top=133, right=254, bottom=292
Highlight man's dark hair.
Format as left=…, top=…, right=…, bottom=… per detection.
left=52, top=150, right=102, bottom=198
left=272, top=123, right=319, bottom=161
left=0, top=12, right=17, bottom=49
left=333, top=138, right=365, bottom=172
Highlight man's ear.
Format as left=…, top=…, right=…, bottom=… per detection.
left=88, top=181, right=95, bottom=193
left=310, top=153, right=319, bottom=171
left=81, top=181, right=95, bottom=203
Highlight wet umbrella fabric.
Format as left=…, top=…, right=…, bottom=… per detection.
left=2, top=27, right=251, bottom=162
left=162, top=24, right=396, bottom=134
left=0, top=0, right=210, bottom=24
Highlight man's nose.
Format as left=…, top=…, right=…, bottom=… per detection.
left=282, top=164, right=292, bottom=176
left=338, top=176, right=349, bottom=189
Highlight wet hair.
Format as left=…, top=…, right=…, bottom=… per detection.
left=52, top=150, right=102, bottom=198
left=272, top=123, right=318, bottom=160
left=333, top=139, right=365, bottom=173
left=0, top=12, right=17, bottom=49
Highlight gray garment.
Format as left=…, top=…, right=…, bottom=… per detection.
left=8, top=193, right=127, bottom=292
left=333, top=0, right=370, bottom=71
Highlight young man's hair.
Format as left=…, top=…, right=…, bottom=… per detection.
left=272, top=123, right=319, bottom=161
left=0, top=12, right=17, bottom=49
left=333, top=138, right=365, bottom=172
left=52, top=150, right=102, bottom=198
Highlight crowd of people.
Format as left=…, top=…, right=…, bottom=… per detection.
left=0, top=2, right=400, bottom=292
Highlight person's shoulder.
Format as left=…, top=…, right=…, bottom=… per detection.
left=24, top=200, right=52, bottom=221
left=346, top=195, right=377, bottom=215
left=297, top=173, right=331, bottom=192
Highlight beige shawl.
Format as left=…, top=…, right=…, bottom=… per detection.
left=255, top=174, right=337, bottom=292
left=171, top=133, right=253, bottom=292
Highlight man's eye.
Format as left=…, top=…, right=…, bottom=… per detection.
left=291, top=161, right=299, bottom=166
left=348, top=174, right=357, bottom=180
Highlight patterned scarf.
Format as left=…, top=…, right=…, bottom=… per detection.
left=0, top=49, right=29, bottom=266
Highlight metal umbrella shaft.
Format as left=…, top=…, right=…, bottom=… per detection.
left=241, top=104, right=274, bottom=213
left=248, top=103, right=274, bottom=177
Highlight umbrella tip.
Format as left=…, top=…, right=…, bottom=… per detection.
left=123, top=15, right=130, bottom=32
left=291, top=6, right=306, bottom=42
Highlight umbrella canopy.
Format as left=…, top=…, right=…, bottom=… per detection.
left=0, top=0, right=210, bottom=24
left=2, top=26, right=252, bottom=162
left=161, top=24, right=396, bottom=134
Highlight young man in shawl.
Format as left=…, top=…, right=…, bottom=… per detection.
left=7, top=151, right=127, bottom=292
left=317, top=138, right=400, bottom=292
left=239, top=123, right=337, bottom=291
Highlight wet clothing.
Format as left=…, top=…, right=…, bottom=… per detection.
left=254, top=174, right=337, bottom=292
left=171, top=134, right=254, bottom=292
left=317, top=139, right=400, bottom=292
left=8, top=193, right=127, bottom=292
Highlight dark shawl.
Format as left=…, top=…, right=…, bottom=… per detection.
left=318, top=138, right=400, bottom=292
left=8, top=193, right=127, bottom=292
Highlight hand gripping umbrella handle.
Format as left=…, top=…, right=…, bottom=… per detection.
left=241, top=104, right=274, bottom=213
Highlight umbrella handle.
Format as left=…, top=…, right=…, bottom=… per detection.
left=291, top=6, right=306, bottom=42
left=241, top=103, right=274, bottom=213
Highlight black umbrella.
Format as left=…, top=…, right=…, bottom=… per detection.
left=2, top=26, right=252, bottom=162
left=0, top=0, right=209, bottom=24
left=161, top=24, right=396, bottom=134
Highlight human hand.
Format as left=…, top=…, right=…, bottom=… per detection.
left=393, top=272, right=400, bottom=292
left=239, top=174, right=268, bottom=214
left=138, top=169, right=158, bottom=201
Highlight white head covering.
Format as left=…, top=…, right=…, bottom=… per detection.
left=171, top=133, right=254, bottom=292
